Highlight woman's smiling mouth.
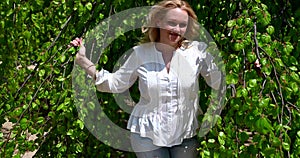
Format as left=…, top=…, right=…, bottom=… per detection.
left=169, top=31, right=181, bottom=42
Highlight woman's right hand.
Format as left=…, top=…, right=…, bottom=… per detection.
left=70, top=37, right=96, bottom=78
left=70, top=37, right=86, bottom=58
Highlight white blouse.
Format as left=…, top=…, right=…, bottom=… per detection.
left=95, top=41, right=221, bottom=147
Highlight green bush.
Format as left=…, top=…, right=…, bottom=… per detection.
left=0, top=0, right=299, bottom=157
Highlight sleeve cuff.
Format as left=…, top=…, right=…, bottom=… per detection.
left=95, top=68, right=111, bottom=85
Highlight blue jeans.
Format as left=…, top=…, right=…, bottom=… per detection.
left=131, top=133, right=199, bottom=158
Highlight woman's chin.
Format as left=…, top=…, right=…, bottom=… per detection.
left=168, top=38, right=181, bottom=47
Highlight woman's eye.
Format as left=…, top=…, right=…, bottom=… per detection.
left=167, top=21, right=187, bottom=28
left=179, top=23, right=187, bottom=28
left=167, top=21, right=177, bottom=26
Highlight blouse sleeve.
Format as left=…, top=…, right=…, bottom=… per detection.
left=95, top=50, right=139, bottom=93
left=195, top=41, right=221, bottom=90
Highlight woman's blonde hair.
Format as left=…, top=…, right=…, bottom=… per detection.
left=141, top=0, right=199, bottom=45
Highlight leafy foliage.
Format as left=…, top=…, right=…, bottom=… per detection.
left=0, top=0, right=299, bottom=157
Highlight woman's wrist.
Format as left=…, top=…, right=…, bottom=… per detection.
left=86, top=64, right=95, bottom=70
left=75, top=54, right=85, bottom=64
left=75, top=55, right=97, bottom=80
left=86, top=65, right=97, bottom=80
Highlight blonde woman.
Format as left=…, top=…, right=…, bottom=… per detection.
left=71, top=0, right=221, bottom=157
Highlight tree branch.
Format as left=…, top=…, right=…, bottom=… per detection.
left=253, top=21, right=261, bottom=60
left=14, top=15, right=73, bottom=100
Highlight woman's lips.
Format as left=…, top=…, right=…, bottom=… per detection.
left=169, top=32, right=180, bottom=42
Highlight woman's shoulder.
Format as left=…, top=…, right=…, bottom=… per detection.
left=133, top=42, right=155, bottom=53
left=179, top=41, right=208, bottom=56
left=131, top=43, right=159, bottom=63
left=183, top=41, right=207, bottom=51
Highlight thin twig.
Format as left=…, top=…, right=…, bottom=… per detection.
left=13, top=3, right=16, bottom=24
left=263, top=51, right=285, bottom=124
left=253, top=22, right=268, bottom=96
left=287, top=101, right=300, bottom=112
left=96, top=5, right=113, bottom=64
left=47, top=15, right=72, bottom=53
left=45, top=15, right=73, bottom=63
left=242, top=49, right=246, bottom=88
left=253, top=21, right=261, bottom=60
left=0, top=73, right=50, bottom=153
left=14, top=15, right=73, bottom=100
left=36, top=126, right=53, bottom=153
left=230, top=84, right=236, bottom=97
left=271, top=91, right=281, bottom=123
left=285, top=104, right=292, bottom=125
left=259, top=79, right=267, bottom=96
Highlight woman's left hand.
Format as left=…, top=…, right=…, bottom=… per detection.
left=70, top=37, right=86, bottom=58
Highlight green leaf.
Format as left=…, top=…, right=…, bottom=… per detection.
left=76, top=119, right=84, bottom=130
left=99, top=13, right=104, bottom=19
left=218, top=132, right=226, bottom=145
left=48, top=111, right=55, bottom=118
left=1, top=21, right=4, bottom=29
left=67, top=129, right=73, bottom=136
left=259, top=98, right=270, bottom=108
left=227, top=20, right=236, bottom=28
left=290, top=82, right=299, bottom=93
left=39, top=69, right=45, bottom=77
left=60, top=55, right=66, bottom=63
left=274, top=58, right=285, bottom=67
left=244, top=17, right=252, bottom=26
left=239, top=132, right=249, bottom=143
left=282, top=142, right=290, bottom=151
left=208, top=139, right=215, bottom=143
left=261, top=64, right=272, bottom=76
left=247, top=52, right=256, bottom=63
left=262, top=147, right=276, bottom=157
left=272, top=137, right=281, bottom=147
left=248, top=79, right=257, bottom=88
left=56, top=142, right=62, bottom=148
left=226, top=73, right=239, bottom=85
left=32, top=102, right=38, bottom=110
left=236, top=88, right=248, bottom=98
left=100, top=54, right=108, bottom=64
left=233, top=42, right=244, bottom=51
left=86, top=2, right=92, bottom=11
left=20, top=118, right=28, bottom=130
left=283, top=44, right=294, bottom=54
left=24, top=30, right=31, bottom=39
left=37, top=117, right=44, bottom=124
left=237, top=18, right=243, bottom=26
left=56, top=76, right=65, bottom=82
left=289, top=66, right=298, bottom=71
left=266, top=25, right=275, bottom=35
left=256, top=117, right=273, bottom=134
left=289, top=56, right=298, bottom=65
left=57, top=103, right=65, bottom=111
left=261, top=34, right=271, bottom=43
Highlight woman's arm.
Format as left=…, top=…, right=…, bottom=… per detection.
left=70, top=38, right=97, bottom=79
left=196, top=41, right=221, bottom=90
left=70, top=37, right=139, bottom=93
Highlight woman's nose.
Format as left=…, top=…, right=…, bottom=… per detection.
left=172, top=25, right=180, bottom=33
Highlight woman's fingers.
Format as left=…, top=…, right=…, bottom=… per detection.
left=71, top=40, right=78, bottom=46
left=69, top=37, right=86, bottom=57
left=70, top=40, right=79, bottom=47
left=70, top=37, right=83, bottom=47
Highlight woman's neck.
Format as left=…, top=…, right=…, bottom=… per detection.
left=155, top=42, right=177, bottom=54
left=155, top=43, right=175, bottom=71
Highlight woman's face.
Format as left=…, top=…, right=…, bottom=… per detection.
left=157, top=8, right=189, bottom=48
